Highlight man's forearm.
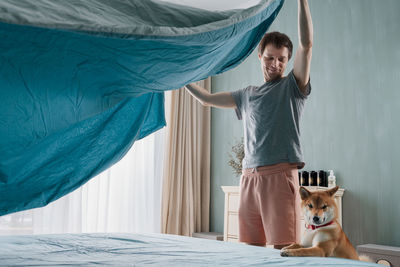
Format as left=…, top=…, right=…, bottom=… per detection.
left=185, top=83, right=236, bottom=108
left=298, top=0, right=313, bottom=49
left=293, top=0, right=313, bottom=92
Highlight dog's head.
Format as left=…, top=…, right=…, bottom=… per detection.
left=299, top=186, right=339, bottom=226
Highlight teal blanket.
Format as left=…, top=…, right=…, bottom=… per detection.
left=0, top=0, right=284, bottom=215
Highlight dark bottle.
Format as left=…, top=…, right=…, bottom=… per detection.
left=301, top=171, right=309, bottom=186
left=298, top=171, right=302, bottom=185
left=309, top=171, right=318, bottom=186
left=318, top=170, right=327, bottom=187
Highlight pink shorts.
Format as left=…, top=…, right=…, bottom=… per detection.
left=238, top=163, right=301, bottom=245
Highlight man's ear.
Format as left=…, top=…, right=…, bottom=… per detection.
left=327, top=186, right=339, bottom=196
left=299, top=186, right=311, bottom=200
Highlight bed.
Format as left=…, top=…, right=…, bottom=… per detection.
left=0, top=233, right=379, bottom=266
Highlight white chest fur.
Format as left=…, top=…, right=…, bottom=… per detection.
left=301, top=224, right=337, bottom=247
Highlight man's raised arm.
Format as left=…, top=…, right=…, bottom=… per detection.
left=293, top=0, right=313, bottom=93
left=185, top=83, right=236, bottom=109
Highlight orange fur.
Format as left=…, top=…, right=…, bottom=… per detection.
left=280, top=186, right=364, bottom=261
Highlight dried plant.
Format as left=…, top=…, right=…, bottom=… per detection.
left=228, top=138, right=244, bottom=176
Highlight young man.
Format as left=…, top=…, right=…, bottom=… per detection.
left=185, top=0, right=313, bottom=249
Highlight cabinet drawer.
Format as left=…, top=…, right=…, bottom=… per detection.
left=228, top=213, right=239, bottom=236
left=228, top=193, right=239, bottom=212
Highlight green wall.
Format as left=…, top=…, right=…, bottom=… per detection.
left=210, top=0, right=400, bottom=247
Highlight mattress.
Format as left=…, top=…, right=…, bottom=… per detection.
left=0, top=233, right=379, bottom=266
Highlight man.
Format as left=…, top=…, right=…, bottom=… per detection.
left=185, top=0, right=313, bottom=249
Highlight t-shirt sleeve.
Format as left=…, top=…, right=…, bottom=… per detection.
left=231, top=88, right=246, bottom=120
left=289, top=70, right=311, bottom=99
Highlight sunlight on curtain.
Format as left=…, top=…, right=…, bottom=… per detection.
left=0, top=119, right=166, bottom=235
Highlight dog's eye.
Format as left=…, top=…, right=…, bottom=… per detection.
left=322, top=205, right=327, bottom=210
left=307, top=204, right=313, bottom=209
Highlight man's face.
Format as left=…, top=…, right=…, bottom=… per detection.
left=258, top=44, right=289, bottom=82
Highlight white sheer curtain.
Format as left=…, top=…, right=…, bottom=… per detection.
left=0, top=111, right=167, bottom=235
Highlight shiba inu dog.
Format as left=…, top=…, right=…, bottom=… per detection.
left=280, top=186, right=369, bottom=261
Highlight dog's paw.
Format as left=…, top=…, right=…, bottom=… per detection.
left=280, top=249, right=291, bottom=257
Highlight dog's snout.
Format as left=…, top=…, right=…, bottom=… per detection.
left=313, top=216, right=320, bottom=223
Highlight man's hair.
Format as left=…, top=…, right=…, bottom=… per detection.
left=258, top=31, right=293, bottom=60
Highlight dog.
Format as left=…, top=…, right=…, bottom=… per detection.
left=280, top=186, right=369, bottom=261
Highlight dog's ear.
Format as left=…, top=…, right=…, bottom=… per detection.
left=326, top=186, right=339, bottom=196
left=299, top=186, right=311, bottom=200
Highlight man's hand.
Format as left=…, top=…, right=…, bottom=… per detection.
left=185, top=83, right=236, bottom=109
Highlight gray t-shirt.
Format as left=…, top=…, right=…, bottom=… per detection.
left=231, top=70, right=311, bottom=169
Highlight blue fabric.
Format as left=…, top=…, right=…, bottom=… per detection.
left=0, top=233, right=380, bottom=266
left=0, top=0, right=284, bottom=215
